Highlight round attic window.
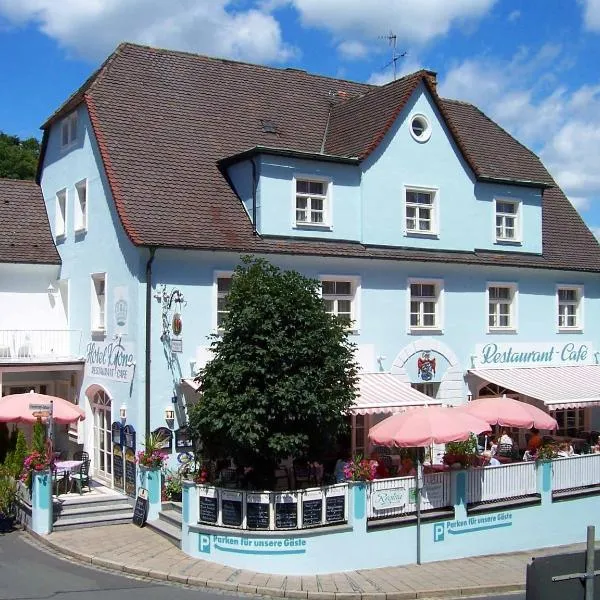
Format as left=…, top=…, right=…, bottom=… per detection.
left=410, top=114, right=431, bottom=142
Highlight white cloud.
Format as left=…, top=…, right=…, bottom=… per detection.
left=338, top=40, right=369, bottom=60
left=581, top=0, right=600, bottom=31
left=507, top=9, right=521, bottom=22
left=0, top=0, right=293, bottom=63
left=591, top=226, right=600, bottom=240
left=439, top=47, right=600, bottom=212
left=290, top=0, right=496, bottom=45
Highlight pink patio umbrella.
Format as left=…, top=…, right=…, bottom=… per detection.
left=458, top=396, right=557, bottom=430
left=369, top=405, right=491, bottom=448
left=0, top=391, right=85, bottom=424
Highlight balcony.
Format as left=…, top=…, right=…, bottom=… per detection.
left=0, top=330, right=83, bottom=363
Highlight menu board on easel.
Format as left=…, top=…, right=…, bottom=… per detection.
left=124, top=447, right=136, bottom=498
left=113, top=444, right=124, bottom=491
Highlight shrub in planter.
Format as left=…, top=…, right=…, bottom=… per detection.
left=443, top=436, right=479, bottom=469
left=0, top=467, right=17, bottom=532
left=162, top=469, right=183, bottom=501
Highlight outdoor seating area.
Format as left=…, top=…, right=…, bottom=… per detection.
left=52, top=450, right=90, bottom=496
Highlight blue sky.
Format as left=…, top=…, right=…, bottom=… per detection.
left=1, top=0, right=600, bottom=235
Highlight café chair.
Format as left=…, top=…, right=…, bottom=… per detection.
left=70, top=458, right=91, bottom=495
left=73, top=450, right=89, bottom=462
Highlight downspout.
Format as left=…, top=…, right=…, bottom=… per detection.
left=250, top=157, right=258, bottom=236
left=145, top=246, right=157, bottom=439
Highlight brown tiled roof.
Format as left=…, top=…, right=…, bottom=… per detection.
left=0, top=179, right=60, bottom=264
left=39, top=43, right=600, bottom=272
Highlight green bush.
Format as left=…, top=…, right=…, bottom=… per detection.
left=6, top=430, right=27, bottom=479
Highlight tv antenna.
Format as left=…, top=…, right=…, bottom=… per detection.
left=379, top=31, right=407, bottom=80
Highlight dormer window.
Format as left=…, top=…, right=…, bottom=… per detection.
left=495, top=198, right=521, bottom=243
left=295, top=178, right=330, bottom=228
left=61, top=112, right=78, bottom=149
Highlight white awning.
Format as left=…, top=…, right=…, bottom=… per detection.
left=351, top=373, right=441, bottom=415
left=469, top=365, right=600, bottom=410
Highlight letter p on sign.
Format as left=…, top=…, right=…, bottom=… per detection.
left=199, top=534, right=211, bottom=554
left=433, top=523, right=445, bottom=543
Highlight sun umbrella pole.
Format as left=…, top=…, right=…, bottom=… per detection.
left=416, top=459, right=422, bottom=565
left=48, top=400, right=54, bottom=456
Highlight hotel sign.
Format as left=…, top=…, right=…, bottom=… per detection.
left=85, top=340, right=135, bottom=383
left=473, top=341, right=596, bottom=370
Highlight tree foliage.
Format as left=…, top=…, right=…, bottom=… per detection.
left=188, top=257, right=358, bottom=483
left=0, top=132, right=40, bottom=180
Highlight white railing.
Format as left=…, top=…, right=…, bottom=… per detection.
left=552, top=454, right=600, bottom=492
left=466, top=462, right=537, bottom=504
left=367, top=472, right=452, bottom=520
left=197, top=483, right=348, bottom=530
left=0, top=330, right=82, bottom=361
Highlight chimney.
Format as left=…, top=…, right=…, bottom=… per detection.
left=424, top=70, right=438, bottom=93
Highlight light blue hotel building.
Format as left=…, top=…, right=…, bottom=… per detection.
left=38, top=43, right=600, bottom=486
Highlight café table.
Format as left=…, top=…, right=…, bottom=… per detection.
left=53, top=460, right=83, bottom=495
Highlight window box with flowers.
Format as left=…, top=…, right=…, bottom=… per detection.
left=343, top=455, right=377, bottom=482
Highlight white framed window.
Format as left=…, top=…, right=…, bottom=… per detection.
left=487, top=283, right=517, bottom=331
left=320, top=276, right=360, bottom=331
left=55, top=188, right=67, bottom=238
left=294, top=177, right=330, bottom=227
left=60, top=112, right=78, bottom=149
left=75, top=179, right=88, bottom=232
left=91, top=273, right=106, bottom=333
left=409, top=113, right=432, bottom=143
left=405, top=186, right=438, bottom=235
left=495, top=198, right=521, bottom=242
left=214, top=272, right=233, bottom=330
left=408, top=279, right=443, bottom=332
left=555, top=407, right=587, bottom=438
left=557, top=285, right=583, bottom=331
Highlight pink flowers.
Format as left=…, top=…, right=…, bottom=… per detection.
left=342, top=456, right=377, bottom=481
left=136, top=449, right=167, bottom=469
left=20, top=451, right=53, bottom=487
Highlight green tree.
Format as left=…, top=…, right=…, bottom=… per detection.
left=0, top=132, right=40, bottom=180
left=188, top=257, right=358, bottom=487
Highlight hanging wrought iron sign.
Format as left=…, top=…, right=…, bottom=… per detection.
left=172, top=313, right=182, bottom=336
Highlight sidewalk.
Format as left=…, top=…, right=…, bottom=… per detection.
left=30, top=524, right=592, bottom=599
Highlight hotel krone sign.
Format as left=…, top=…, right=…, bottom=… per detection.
left=85, top=340, right=135, bottom=383
left=473, top=341, right=596, bottom=370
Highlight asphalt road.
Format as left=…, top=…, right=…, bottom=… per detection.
left=0, top=529, right=525, bottom=600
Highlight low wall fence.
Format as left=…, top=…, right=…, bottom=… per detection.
left=197, top=483, right=348, bottom=530
left=465, top=461, right=537, bottom=505
left=367, top=472, right=451, bottom=520
left=552, top=454, right=600, bottom=492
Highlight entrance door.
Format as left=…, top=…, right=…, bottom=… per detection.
left=92, top=390, right=112, bottom=482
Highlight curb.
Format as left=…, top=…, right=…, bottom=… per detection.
left=25, top=530, right=526, bottom=600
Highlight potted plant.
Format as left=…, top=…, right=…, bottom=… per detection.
left=162, top=468, right=183, bottom=502
left=536, top=442, right=558, bottom=462
left=443, top=436, right=479, bottom=469
left=343, top=455, right=377, bottom=481
left=0, top=466, right=17, bottom=532
left=136, top=432, right=169, bottom=469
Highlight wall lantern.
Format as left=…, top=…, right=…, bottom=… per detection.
left=47, top=283, right=58, bottom=299
left=119, top=403, right=127, bottom=421
left=165, top=406, right=175, bottom=422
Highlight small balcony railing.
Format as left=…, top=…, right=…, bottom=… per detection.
left=0, top=329, right=82, bottom=362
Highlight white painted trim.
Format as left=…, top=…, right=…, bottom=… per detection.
left=406, top=277, right=444, bottom=334
left=555, top=283, right=584, bottom=333
left=319, top=274, right=361, bottom=333
left=486, top=281, right=518, bottom=333
left=403, top=185, right=439, bottom=237
left=494, top=197, right=522, bottom=244
left=90, top=272, right=107, bottom=335
left=292, top=173, right=332, bottom=230
left=55, top=188, right=67, bottom=239
left=60, top=111, right=79, bottom=151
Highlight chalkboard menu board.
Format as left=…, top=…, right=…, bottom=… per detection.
left=175, top=427, right=194, bottom=450
left=123, top=425, right=136, bottom=450
left=246, top=496, right=270, bottom=530
left=132, top=488, right=148, bottom=527
left=152, top=427, right=173, bottom=453
left=113, top=444, right=124, bottom=491
left=111, top=421, right=123, bottom=447
left=325, top=495, right=345, bottom=523
left=125, top=448, right=136, bottom=498
left=221, top=491, right=243, bottom=527
left=275, top=500, right=298, bottom=529
left=302, top=498, right=323, bottom=527
left=199, top=495, right=218, bottom=523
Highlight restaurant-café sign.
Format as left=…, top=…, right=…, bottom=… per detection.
left=473, top=341, right=595, bottom=370
left=85, top=340, right=135, bottom=383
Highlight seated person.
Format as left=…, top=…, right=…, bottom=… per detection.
left=369, top=452, right=390, bottom=479
left=557, top=442, right=572, bottom=458
left=522, top=449, right=536, bottom=461
left=527, top=428, right=543, bottom=453
left=334, top=456, right=348, bottom=483
left=488, top=436, right=498, bottom=456
left=497, top=429, right=514, bottom=456
left=398, top=457, right=416, bottom=477
left=482, top=450, right=501, bottom=466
